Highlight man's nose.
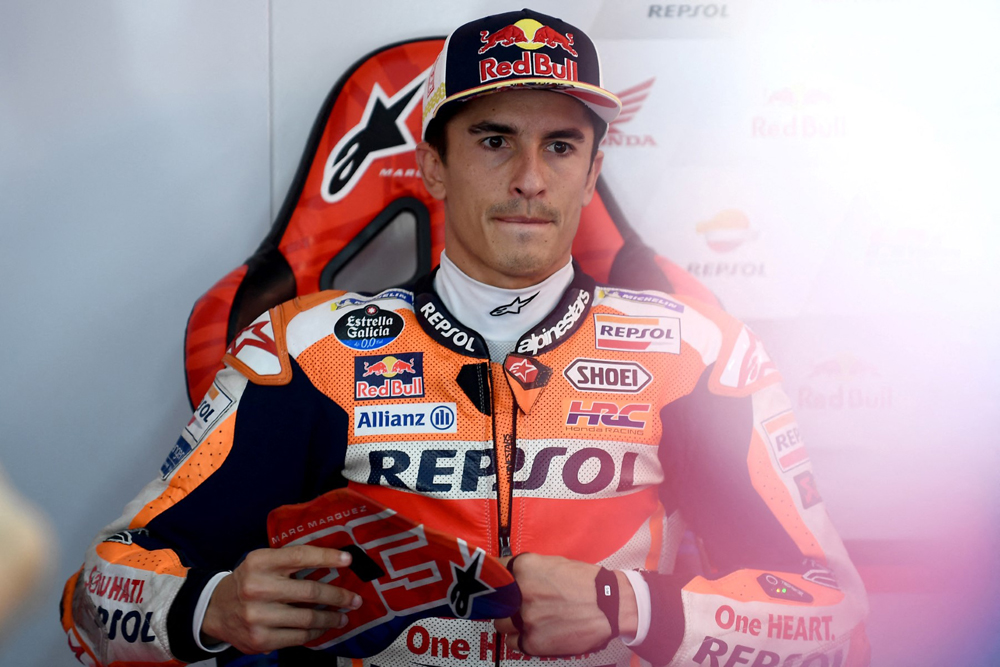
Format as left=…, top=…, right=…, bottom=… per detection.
left=509, top=150, right=547, bottom=199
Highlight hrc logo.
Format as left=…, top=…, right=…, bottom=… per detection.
left=564, top=400, right=651, bottom=432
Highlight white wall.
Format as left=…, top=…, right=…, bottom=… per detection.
left=1, top=1, right=998, bottom=665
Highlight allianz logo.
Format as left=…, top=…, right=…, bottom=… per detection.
left=354, top=403, right=457, bottom=436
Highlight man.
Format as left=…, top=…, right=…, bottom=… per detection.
left=61, top=9, right=870, bottom=666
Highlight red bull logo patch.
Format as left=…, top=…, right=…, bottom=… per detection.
left=479, top=18, right=578, bottom=56
left=478, top=18, right=579, bottom=84
left=354, top=353, right=424, bottom=400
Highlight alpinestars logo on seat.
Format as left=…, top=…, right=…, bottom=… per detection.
left=321, top=71, right=428, bottom=203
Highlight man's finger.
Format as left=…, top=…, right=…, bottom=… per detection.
left=269, top=544, right=353, bottom=573
left=231, top=600, right=350, bottom=631
left=281, top=578, right=362, bottom=610
left=234, top=570, right=361, bottom=610
left=494, top=617, right=516, bottom=635
left=265, top=604, right=349, bottom=631
left=505, top=632, right=525, bottom=652
left=240, top=545, right=353, bottom=576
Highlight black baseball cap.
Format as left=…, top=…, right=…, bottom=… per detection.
left=421, top=8, right=621, bottom=139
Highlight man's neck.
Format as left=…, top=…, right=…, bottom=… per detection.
left=433, top=250, right=575, bottom=344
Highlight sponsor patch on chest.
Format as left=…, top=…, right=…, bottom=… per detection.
left=354, top=403, right=457, bottom=436
left=354, top=353, right=424, bottom=400
left=563, top=358, right=652, bottom=393
left=593, top=313, right=681, bottom=353
left=335, top=305, right=405, bottom=351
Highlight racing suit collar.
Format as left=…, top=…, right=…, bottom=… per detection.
left=411, top=261, right=596, bottom=359
left=434, top=251, right=575, bottom=344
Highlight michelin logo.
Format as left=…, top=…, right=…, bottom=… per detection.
left=354, top=403, right=457, bottom=436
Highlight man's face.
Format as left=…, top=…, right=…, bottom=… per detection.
left=416, top=89, right=603, bottom=289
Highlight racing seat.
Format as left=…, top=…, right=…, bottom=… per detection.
left=183, top=37, right=718, bottom=409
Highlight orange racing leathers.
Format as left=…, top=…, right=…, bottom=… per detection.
left=61, top=269, right=869, bottom=666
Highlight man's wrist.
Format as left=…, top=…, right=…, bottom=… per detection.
left=615, top=570, right=638, bottom=640
left=620, top=570, right=651, bottom=645
left=195, top=571, right=232, bottom=653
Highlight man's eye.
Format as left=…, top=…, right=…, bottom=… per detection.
left=548, top=141, right=573, bottom=155
left=483, top=136, right=507, bottom=149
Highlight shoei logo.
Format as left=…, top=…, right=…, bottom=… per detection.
left=478, top=18, right=578, bottom=56
left=564, top=359, right=652, bottom=393
left=321, top=71, right=428, bottom=203
left=354, top=403, right=457, bottom=437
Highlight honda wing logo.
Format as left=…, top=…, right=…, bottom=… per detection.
left=604, top=78, right=657, bottom=148
left=322, top=71, right=428, bottom=203
left=609, top=78, right=654, bottom=134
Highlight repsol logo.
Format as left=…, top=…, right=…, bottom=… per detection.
left=95, top=606, right=156, bottom=644
left=693, top=634, right=846, bottom=667
left=593, top=313, right=681, bottom=354
left=346, top=443, right=657, bottom=498
left=419, top=301, right=482, bottom=354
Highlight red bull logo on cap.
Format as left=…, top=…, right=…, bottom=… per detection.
left=478, top=18, right=579, bottom=84
left=479, top=18, right=578, bottom=56
left=354, top=353, right=425, bottom=400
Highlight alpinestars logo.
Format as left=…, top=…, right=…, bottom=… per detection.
left=227, top=321, right=277, bottom=357
left=490, top=292, right=538, bottom=316
left=508, top=358, right=537, bottom=382
left=322, top=71, right=428, bottom=203
left=448, top=551, right=493, bottom=618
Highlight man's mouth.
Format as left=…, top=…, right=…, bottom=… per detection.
left=494, top=216, right=552, bottom=225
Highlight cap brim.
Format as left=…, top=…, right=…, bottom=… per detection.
left=438, top=78, right=622, bottom=125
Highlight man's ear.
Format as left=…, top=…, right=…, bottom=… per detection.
left=415, top=141, right=447, bottom=200
left=581, top=149, right=604, bottom=206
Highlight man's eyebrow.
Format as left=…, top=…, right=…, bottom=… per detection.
left=544, top=128, right=587, bottom=142
left=467, top=121, right=517, bottom=135
left=466, top=121, right=587, bottom=142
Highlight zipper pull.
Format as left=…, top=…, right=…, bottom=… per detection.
left=499, top=534, right=512, bottom=558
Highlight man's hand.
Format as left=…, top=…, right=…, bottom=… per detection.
left=201, top=545, right=363, bottom=655
left=493, top=553, right=638, bottom=655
